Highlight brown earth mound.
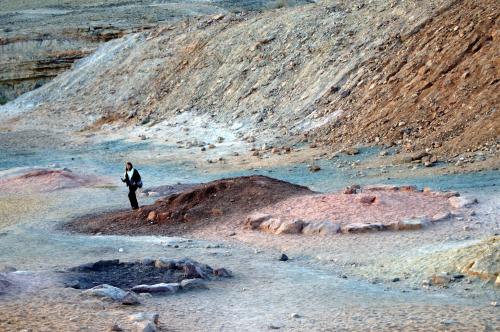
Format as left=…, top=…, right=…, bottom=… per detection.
left=66, top=176, right=471, bottom=237
left=314, top=0, right=499, bottom=160
left=65, top=175, right=312, bottom=235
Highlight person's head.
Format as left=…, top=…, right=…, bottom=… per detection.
left=125, top=162, right=133, bottom=171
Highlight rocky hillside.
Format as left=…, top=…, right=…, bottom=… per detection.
left=0, top=0, right=308, bottom=103
left=313, top=0, right=499, bottom=158
left=2, top=0, right=498, bottom=161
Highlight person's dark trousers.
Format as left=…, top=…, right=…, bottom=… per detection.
left=128, top=185, right=139, bottom=209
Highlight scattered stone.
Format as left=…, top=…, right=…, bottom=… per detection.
left=275, top=219, right=306, bottom=234
left=109, top=323, right=123, bottom=332
left=183, top=262, right=208, bottom=279
left=431, top=212, right=452, bottom=222
left=134, top=321, right=157, bottom=332
left=392, top=277, right=400, bottom=282
left=302, top=221, right=340, bottom=236
left=180, top=278, right=209, bottom=290
left=309, top=165, right=321, bottom=172
left=411, top=151, right=430, bottom=161
left=279, top=254, right=289, bottom=261
left=128, top=313, right=159, bottom=325
left=245, top=213, right=271, bottom=230
left=121, top=292, right=141, bottom=305
left=342, top=223, right=386, bottom=233
left=441, top=319, right=457, bottom=326
left=147, top=211, right=157, bottom=221
left=213, top=268, right=232, bottom=278
left=392, top=218, right=431, bottom=231
left=82, top=284, right=127, bottom=301
left=154, top=258, right=175, bottom=269
left=131, top=283, right=180, bottom=294
left=430, top=274, right=452, bottom=286
left=357, top=195, right=376, bottom=204
left=364, top=185, right=400, bottom=192
left=342, top=147, right=359, bottom=155
left=343, top=184, right=360, bottom=194
left=449, top=196, right=478, bottom=209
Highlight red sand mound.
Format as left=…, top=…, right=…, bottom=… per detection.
left=0, top=169, right=101, bottom=194
left=66, top=176, right=470, bottom=237
left=65, top=175, right=312, bottom=235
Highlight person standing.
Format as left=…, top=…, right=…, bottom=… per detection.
left=121, top=161, right=142, bottom=210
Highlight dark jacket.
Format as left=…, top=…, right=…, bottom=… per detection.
left=123, top=169, right=142, bottom=188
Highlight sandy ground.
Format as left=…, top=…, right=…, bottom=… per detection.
left=0, top=129, right=498, bottom=331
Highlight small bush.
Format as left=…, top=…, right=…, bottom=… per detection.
left=272, top=0, right=289, bottom=9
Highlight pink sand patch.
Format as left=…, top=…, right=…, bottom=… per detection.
left=0, top=169, right=99, bottom=194
left=259, top=189, right=452, bottom=227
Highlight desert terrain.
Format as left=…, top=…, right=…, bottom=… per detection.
left=0, top=0, right=498, bottom=331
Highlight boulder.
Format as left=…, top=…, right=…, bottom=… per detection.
left=154, top=258, right=175, bottom=269
left=357, top=195, right=376, bottom=204
left=363, top=185, right=399, bottom=192
left=391, top=218, right=431, bottom=231
left=213, top=268, right=232, bottom=278
left=302, top=221, right=340, bottom=236
left=147, top=211, right=157, bottom=221
left=128, top=312, right=159, bottom=325
left=430, top=274, right=452, bottom=286
left=121, top=292, right=141, bottom=305
left=342, top=147, right=359, bottom=155
left=309, top=165, right=321, bottom=172
left=343, top=185, right=360, bottom=194
left=131, top=283, right=180, bottom=294
left=82, top=284, right=127, bottom=301
left=259, top=218, right=283, bottom=233
left=275, top=219, right=306, bottom=234
left=449, top=196, right=478, bottom=209
left=342, top=223, right=386, bottom=233
left=183, top=262, right=209, bottom=279
left=244, top=213, right=272, bottom=230
left=431, top=212, right=452, bottom=222
left=180, top=278, right=208, bottom=290
left=496, top=275, right=500, bottom=288
left=134, top=321, right=157, bottom=332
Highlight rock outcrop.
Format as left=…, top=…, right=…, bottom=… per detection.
left=0, top=0, right=308, bottom=102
